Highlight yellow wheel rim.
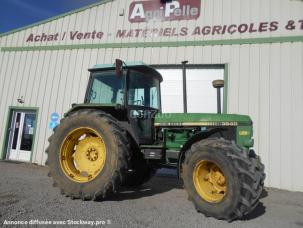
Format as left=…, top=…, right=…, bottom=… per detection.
left=193, top=160, right=227, bottom=203
left=60, top=127, right=106, bottom=183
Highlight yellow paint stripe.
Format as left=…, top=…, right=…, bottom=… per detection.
left=154, top=122, right=238, bottom=127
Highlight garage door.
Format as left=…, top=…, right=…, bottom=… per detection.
left=157, top=67, right=224, bottom=113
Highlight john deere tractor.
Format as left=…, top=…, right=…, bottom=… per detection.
left=47, top=60, right=265, bottom=221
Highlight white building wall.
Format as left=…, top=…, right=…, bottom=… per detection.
left=0, top=0, right=302, bottom=191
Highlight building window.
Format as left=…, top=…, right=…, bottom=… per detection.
left=155, top=65, right=225, bottom=113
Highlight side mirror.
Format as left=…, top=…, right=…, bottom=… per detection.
left=115, top=59, right=123, bottom=77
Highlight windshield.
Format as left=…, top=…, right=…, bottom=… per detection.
left=88, top=71, right=125, bottom=105
left=128, top=70, right=160, bottom=109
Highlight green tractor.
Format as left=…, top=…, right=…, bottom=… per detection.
left=47, top=60, right=265, bottom=221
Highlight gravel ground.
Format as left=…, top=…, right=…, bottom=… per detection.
left=0, top=161, right=303, bottom=228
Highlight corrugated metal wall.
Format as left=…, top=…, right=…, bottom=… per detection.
left=0, top=0, right=302, bottom=191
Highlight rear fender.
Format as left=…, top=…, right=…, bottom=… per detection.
left=65, top=104, right=127, bottom=119
left=65, top=104, right=140, bottom=145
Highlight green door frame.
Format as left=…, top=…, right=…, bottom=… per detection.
left=0, top=106, right=39, bottom=162
left=152, top=63, right=229, bottom=114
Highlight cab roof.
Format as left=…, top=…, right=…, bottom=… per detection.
left=89, top=61, right=163, bottom=82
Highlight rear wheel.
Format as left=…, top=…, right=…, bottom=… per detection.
left=182, top=138, right=265, bottom=221
left=46, top=109, right=129, bottom=200
left=59, top=127, right=106, bottom=183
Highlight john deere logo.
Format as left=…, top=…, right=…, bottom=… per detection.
left=129, top=0, right=201, bottom=23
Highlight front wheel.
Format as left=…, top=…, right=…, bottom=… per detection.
left=181, top=138, right=265, bottom=221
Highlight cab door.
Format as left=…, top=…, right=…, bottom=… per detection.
left=128, top=107, right=155, bottom=144
left=127, top=70, right=160, bottom=144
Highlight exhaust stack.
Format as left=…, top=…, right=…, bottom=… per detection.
left=182, top=61, right=188, bottom=113
left=212, top=80, right=224, bottom=114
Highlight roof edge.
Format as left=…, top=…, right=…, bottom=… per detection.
left=0, top=0, right=113, bottom=38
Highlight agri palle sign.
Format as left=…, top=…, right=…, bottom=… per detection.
left=129, top=0, right=201, bottom=23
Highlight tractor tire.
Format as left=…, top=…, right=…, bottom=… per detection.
left=181, top=138, right=265, bottom=221
left=46, top=109, right=129, bottom=200
left=123, top=153, right=156, bottom=187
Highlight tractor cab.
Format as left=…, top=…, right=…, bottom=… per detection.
left=84, top=60, right=163, bottom=144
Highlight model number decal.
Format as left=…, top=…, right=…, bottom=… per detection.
left=155, top=122, right=239, bottom=127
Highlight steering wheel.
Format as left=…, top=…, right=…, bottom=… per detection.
left=133, top=100, right=142, bottom=105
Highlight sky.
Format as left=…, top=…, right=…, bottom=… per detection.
left=0, top=0, right=102, bottom=33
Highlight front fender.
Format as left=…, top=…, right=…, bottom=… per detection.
left=177, top=128, right=226, bottom=178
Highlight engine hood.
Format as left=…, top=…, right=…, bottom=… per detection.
left=154, top=113, right=252, bottom=127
